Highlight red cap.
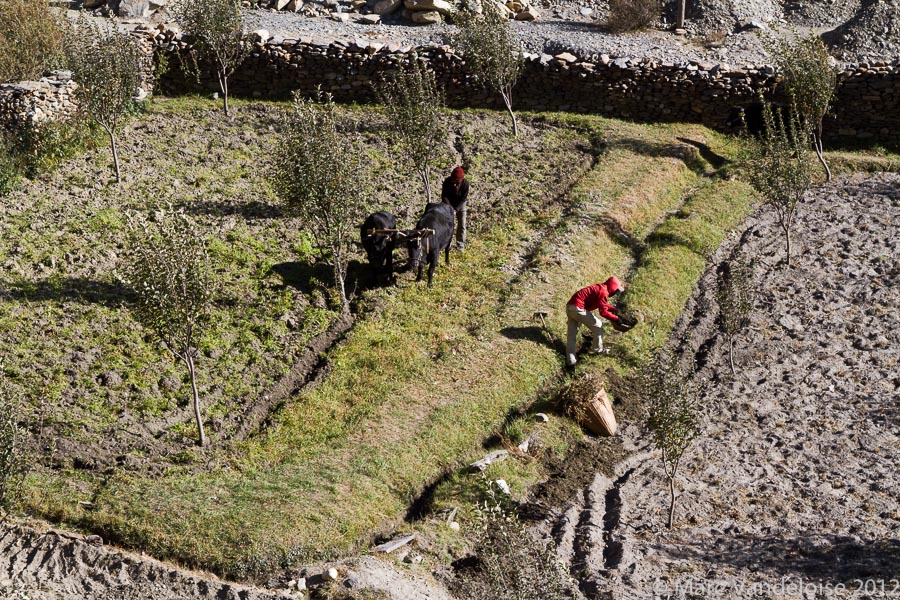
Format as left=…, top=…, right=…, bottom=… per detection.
left=451, top=166, right=465, bottom=181
left=605, top=276, right=623, bottom=294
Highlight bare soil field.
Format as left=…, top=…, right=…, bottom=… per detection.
left=535, top=172, right=900, bottom=598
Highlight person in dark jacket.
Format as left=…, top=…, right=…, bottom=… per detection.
left=441, top=166, right=470, bottom=249
left=565, top=276, right=624, bottom=367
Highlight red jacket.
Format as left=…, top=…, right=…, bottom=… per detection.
left=567, top=282, right=619, bottom=322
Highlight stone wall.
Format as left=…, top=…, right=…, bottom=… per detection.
left=0, top=74, right=78, bottom=131
left=2, top=24, right=898, bottom=145
left=153, top=27, right=900, bottom=145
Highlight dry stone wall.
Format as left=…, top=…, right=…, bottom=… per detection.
left=152, top=26, right=900, bottom=145
left=0, top=74, right=78, bottom=131
left=1, top=24, right=898, bottom=145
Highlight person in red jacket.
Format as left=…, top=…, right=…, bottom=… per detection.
left=565, top=276, right=624, bottom=367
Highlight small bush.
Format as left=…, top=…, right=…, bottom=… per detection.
left=606, top=0, right=660, bottom=33
left=0, top=0, right=64, bottom=83
left=455, top=481, right=578, bottom=600
left=606, top=0, right=661, bottom=33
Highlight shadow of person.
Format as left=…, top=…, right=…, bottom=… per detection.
left=500, top=325, right=565, bottom=354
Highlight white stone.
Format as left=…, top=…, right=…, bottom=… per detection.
left=494, top=479, right=511, bottom=495
left=274, top=0, right=291, bottom=8
left=555, top=52, right=577, bottom=63
left=250, top=29, right=270, bottom=43
left=357, top=13, right=382, bottom=23
left=535, top=412, right=549, bottom=422
left=449, top=521, right=460, bottom=531
left=326, top=567, right=339, bottom=581
left=404, top=0, right=454, bottom=14
left=330, top=11, right=351, bottom=21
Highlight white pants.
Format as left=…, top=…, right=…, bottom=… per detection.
left=566, top=304, right=604, bottom=366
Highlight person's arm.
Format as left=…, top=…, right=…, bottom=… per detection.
left=459, top=180, right=469, bottom=203
left=597, top=296, right=619, bottom=322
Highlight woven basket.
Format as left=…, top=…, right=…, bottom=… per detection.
left=582, top=386, right=617, bottom=437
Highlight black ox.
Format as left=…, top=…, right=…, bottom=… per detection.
left=406, top=203, right=454, bottom=288
left=360, top=211, right=398, bottom=280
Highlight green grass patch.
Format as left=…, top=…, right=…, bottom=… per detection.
left=9, top=103, right=802, bottom=583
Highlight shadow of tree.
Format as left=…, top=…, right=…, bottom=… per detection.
left=615, top=137, right=723, bottom=176
left=177, top=200, right=284, bottom=220
left=656, top=533, right=900, bottom=582
left=0, top=278, right=134, bottom=307
left=676, top=136, right=729, bottom=169
left=268, top=261, right=332, bottom=295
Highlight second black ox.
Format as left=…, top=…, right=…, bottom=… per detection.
left=360, top=211, right=397, bottom=280
left=407, top=203, right=454, bottom=288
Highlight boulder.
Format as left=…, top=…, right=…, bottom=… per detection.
left=249, top=29, right=270, bottom=43
left=116, top=0, right=150, bottom=17
left=357, top=13, right=382, bottom=23
left=404, top=0, right=454, bottom=15
left=285, top=0, right=303, bottom=9
left=330, top=11, right=351, bottom=21
left=515, top=4, right=538, bottom=19
left=374, top=0, right=402, bottom=14
left=408, top=8, right=442, bottom=22
left=273, top=0, right=291, bottom=7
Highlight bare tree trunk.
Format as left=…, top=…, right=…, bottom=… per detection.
left=218, top=65, right=230, bottom=116
left=501, top=90, right=518, bottom=138
left=814, top=132, right=831, bottom=182
left=676, top=0, right=686, bottom=28
left=667, top=476, right=676, bottom=528
left=334, top=248, right=348, bottom=313
left=185, top=353, right=207, bottom=447
left=421, top=169, right=432, bottom=203
left=106, top=126, right=121, bottom=183
left=784, top=224, right=792, bottom=268
left=729, top=335, right=736, bottom=376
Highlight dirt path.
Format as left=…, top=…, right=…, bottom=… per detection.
left=540, top=172, right=900, bottom=598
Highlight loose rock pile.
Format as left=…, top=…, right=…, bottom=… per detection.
left=823, top=0, right=900, bottom=62
left=0, top=73, right=77, bottom=130
left=242, top=0, right=539, bottom=25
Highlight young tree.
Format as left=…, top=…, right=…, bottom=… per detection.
left=0, top=0, right=64, bottom=84
left=451, top=6, right=524, bottom=137
left=716, top=256, right=753, bottom=376
left=642, top=355, right=701, bottom=529
left=0, top=377, right=26, bottom=518
left=64, top=18, right=145, bottom=183
left=171, top=0, right=249, bottom=116
left=744, top=96, right=813, bottom=268
left=375, top=60, right=447, bottom=203
left=121, top=212, right=214, bottom=447
left=273, top=92, right=371, bottom=313
left=771, top=33, right=837, bottom=181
